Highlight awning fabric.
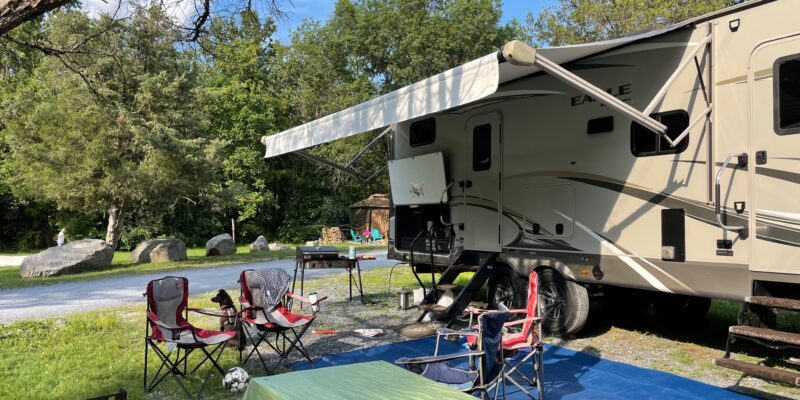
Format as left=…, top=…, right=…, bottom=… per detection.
left=262, top=25, right=688, bottom=158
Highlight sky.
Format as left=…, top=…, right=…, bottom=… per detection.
left=80, top=0, right=557, bottom=43
left=274, top=0, right=556, bottom=42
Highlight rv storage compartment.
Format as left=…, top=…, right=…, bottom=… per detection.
left=394, top=205, right=452, bottom=254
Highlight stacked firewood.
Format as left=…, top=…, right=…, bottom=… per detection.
left=320, top=227, right=343, bottom=244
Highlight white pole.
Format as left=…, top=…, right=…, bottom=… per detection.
left=231, top=218, right=236, bottom=244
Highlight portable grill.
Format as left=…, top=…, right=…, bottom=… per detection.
left=291, top=246, right=372, bottom=305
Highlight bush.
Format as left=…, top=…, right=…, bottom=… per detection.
left=117, top=225, right=156, bottom=252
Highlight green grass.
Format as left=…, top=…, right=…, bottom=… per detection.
left=0, top=243, right=384, bottom=290
left=0, top=266, right=424, bottom=400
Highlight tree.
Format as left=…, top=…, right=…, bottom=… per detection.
left=527, top=0, right=743, bottom=46
left=1, top=5, right=215, bottom=248
left=200, top=11, right=284, bottom=239
left=258, top=0, right=523, bottom=239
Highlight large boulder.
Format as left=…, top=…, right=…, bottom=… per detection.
left=249, top=236, right=269, bottom=253
left=206, top=233, right=236, bottom=256
left=131, top=238, right=187, bottom=264
left=269, top=243, right=290, bottom=251
left=20, top=239, right=114, bottom=278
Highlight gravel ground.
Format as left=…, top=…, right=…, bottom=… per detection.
left=250, top=275, right=429, bottom=374
left=241, top=271, right=800, bottom=400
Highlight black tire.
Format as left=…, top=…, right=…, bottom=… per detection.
left=539, top=268, right=590, bottom=336
left=487, top=264, right=527, bottom=311
left=653, top=294, right=711, bottom=321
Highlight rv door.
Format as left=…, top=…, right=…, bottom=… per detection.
left=750, top=36, right=800, bottom=274
left=457, top=112, right=502, bottom=252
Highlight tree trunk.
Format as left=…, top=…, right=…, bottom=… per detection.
left=0, top=0, right=72, bottom=35
left=105, top=203, right=125, bottom=249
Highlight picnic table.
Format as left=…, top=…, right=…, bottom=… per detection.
left=242, top=360, right=475, bottom=400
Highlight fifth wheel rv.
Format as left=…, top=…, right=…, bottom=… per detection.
left=263, top=0, right=800, bottom=387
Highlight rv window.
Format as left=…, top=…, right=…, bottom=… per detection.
left=410, top=118, right=436, bottom=147
left=630, top=110, right=690, bottom=157
left=587, top=116, right=614, bottom=135
left=472, top=124, right=492, bottom=171
left=775, top=56, right=800, bottom=135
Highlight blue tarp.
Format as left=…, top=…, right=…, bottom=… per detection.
left=292, top=337, right=754, bottom=399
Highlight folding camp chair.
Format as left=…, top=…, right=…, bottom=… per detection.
left=371, top=229, right=384, bottom=241
left=396, top=311, right=510, bottom=399
left=469, top=271, right=545, bottom=399
left=349, top=229, right=363, bottom=243
left=238, top=268, right=326, bottom=372
left=144, top=276, right=236, bottom=399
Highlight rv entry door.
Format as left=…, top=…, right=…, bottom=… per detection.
left=458, top=112, right=502, bottom=252
left=750, top=36, right=800, bottom=274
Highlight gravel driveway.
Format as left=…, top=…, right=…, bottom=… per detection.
left=0, top=255, right=26, bottom=267
left=0, top=251, right=396, bottom=324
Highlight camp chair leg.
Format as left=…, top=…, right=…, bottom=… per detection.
left=535, top=349, right=545, bottom=400
left=281, top=324, right=314, bottom=365
left=145, top=341, right=194, bottom=399
left=195, top=343, right=227, bottom=399
left=242, top=325, right=271, bottom=372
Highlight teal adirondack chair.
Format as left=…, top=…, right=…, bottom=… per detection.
left=371, top=229, right=384, bottom=241
left=350, top=229, right=363, bottom=243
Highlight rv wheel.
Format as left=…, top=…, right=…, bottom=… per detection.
left=539, top=268, right=589, bottom=336
left=488, top=265, right=526, bottom=311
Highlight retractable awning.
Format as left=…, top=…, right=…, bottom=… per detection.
left=262, top=24, right=687, bottom=159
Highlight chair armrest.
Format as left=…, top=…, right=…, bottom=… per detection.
left=395, top=350, right=484, bottom=366
left=503, top=316, right=542, bottom=328
left=188, top=307, right=237, bottom=318
left=437, top=328, right=479, bottom=337
left=286, top=292, right=328, bottom=305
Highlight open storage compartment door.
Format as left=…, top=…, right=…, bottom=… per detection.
left=388, top=152, right=448, bottom=206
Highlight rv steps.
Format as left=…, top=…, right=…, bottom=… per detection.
left=715, top=296, right=800, bottom=388
left=727, top=326, right=800, bottom=348
left=416, top=253, right=497, bottom=327
left=746, top=296, right=800, bottom=312
left=712, top=358, right=800, bottom=387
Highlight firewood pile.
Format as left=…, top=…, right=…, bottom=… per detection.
left=320, top=227, right=343, bottom=244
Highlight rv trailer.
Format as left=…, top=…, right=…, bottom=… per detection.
left=263, top=0, right=800, bottom=385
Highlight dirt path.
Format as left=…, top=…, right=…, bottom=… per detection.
left=0, top=255, right=26, bottom=267
left=0, top=251, right=395, bottom=324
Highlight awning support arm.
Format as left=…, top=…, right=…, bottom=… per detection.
left=345, top=125, right=393, bottom=168
left=500, top=40, right=669, bottom=135
left=665, top=104, right=712, bottom=148
left=644, top=34, right=713, bottom=115
left=532, top=54, right=667, bottom=134
left=295, top=150, right=362, bottom=179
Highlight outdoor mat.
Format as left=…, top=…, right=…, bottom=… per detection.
left=292, top=337, right=755, bottom=399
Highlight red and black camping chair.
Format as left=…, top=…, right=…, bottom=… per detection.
left=468, top=271, right=545, bottom=399
left=144, top=276, right=236, bottom=399
left=238, top=268, right=326, bottom=372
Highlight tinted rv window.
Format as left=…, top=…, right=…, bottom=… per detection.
left=775, top=56, right=800, bottom=135
left=630, top=110, right=690, bottom=157
left=410, top=118, right=436, bottom=147
left=473, top=124, right=492, bottom=171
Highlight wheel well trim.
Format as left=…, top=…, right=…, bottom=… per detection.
left=496, top=254, right=578, bottom=281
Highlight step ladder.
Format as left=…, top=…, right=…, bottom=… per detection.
left=713, top=296, right=800, bottom=387
left=415, top=252, right=497, bottom=327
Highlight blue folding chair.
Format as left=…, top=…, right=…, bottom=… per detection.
left=371, top=229, right=384, bottom=241
left=396, top=311, right=509, bottom=398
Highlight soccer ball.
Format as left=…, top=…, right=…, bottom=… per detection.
left=223, top=367, right=250, bottom=392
